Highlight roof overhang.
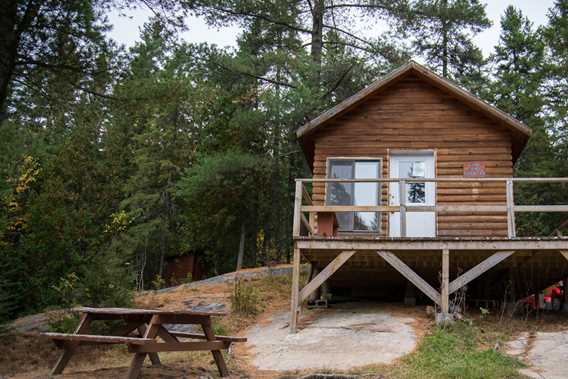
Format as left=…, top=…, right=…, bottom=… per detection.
left=297, top=61, right=532, bottom=170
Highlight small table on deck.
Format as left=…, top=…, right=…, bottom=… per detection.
left=42, top=307, right=246, bottom=378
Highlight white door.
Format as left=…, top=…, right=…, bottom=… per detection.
left=389, top=153, right=436, bottom=237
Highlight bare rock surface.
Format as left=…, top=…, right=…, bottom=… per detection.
left=507, top=331, right=568, bottom=379
left=246, top=303, right=417, bottom=371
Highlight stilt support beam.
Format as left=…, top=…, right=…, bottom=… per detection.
left=441, top=249, right=450, bottom=315
left=377, top=251, right=440, bottom=305
left=299, top=251, right=355, bottom=304
left=448, top=251, right=515, bottom=294
left=290, top=247, right=301, bottom=333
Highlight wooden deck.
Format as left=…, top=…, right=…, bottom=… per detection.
left=289, top=177, right=568, bottom=333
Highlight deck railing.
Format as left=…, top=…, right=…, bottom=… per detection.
left=293, top=177, right=568, bottom=239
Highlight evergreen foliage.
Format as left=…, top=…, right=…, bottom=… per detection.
left=401, top=0, right=491, bottom=84
left=177, top=151, right=269, bottom=273
left=1, top=0, right=568, bottom=322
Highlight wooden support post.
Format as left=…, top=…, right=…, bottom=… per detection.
left=293, top=181, right=302, bottom=237
left=441, top=249, right=449, bottom=315
left=290, top=247, right=301, bottom=333
left=399, top=179, right=407, bottom=237
left=448, top=251, right=515, bottom=294
left=201, top=317, right=229, bottom=377
left=137, top=325, right=161, bottom=366
left=299, top=251, right=356, bottom=303
left=377, top=251, right=440, bottom=305
left=50, top=313, right=91, bottom=376
left=506, top=180, right=516, bottom=238
left=127, top=315, right=161, bottom=379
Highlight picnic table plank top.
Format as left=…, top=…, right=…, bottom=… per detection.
left=75, top=306, right=227, bottom=317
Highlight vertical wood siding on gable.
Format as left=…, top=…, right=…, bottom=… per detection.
left=311, top=76, right=512, bottom=237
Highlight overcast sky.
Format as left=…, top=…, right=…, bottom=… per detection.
left=107, top=0, right=555, bottom=57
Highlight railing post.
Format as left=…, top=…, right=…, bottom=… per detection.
left=399, top=179, right=407, bottom=237
left=506, top=179, right=516, bottom=238
left=293, top=180, right=303, bottom=237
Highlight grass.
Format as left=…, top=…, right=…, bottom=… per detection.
left=390, top=321, right=525, bottom=379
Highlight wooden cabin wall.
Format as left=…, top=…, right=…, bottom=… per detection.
left=311, top=74, right=513, bottom=237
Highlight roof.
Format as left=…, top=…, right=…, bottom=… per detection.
left=297, top=61, right=531, bottom=167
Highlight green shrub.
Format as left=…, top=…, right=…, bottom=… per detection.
left=50, top=252, right=133, bottom=311
left=213, top=321, right=228, bottom=336
left=230, top=278, right=261, bottom=316
left=151, top=274, right=166, bottom=290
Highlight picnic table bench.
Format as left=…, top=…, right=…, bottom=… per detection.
left=41, top=307, right=246, bottom=378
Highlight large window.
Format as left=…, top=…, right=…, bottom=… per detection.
left=326, top=159, right=381, bottom=232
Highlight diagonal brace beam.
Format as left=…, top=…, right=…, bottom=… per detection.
left=448, top=251, right=514, bottom=295
left=377, top=251, right=440, bottom=305
left=299, top=251, right=355, bottom=303
left=561, top=251, right=568, bottom=262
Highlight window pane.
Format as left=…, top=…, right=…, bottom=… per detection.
left=327, top=161, right=353, bottom=206
left=354, top=161, right=379, bottom=231
left=327, top=161, right=353, bottom=230
left=354, top=213, right=379, bottom=231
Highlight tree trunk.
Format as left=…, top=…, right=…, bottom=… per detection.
left=310, top=0, right=325, bottom=87
left=441, top=0, right=449, bottom=78
left=236, top=223, right=245, bottom=271
left=0, top=1, right=20, bottom=122
left=159, top=227, right=166, bottom=278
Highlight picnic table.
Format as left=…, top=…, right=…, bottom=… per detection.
left=41, top=307, right=246, bottom=378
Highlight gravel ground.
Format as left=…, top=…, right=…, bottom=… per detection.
left=246, top=303, right=417, bottom=371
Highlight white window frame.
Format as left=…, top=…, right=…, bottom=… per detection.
left=325, top=157, right=383, bottom=233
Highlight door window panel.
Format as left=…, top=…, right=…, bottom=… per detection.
left=399, top=161, right=426, bottom=204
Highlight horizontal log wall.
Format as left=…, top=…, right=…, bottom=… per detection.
left=311, top=74, right=512, bottom=237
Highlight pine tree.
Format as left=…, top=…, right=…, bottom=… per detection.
left=405, top=0, right=491, bottom=82
left=544, top=0, right=568, bottom=170
left=490, top=6, right=545, bottom=123
left=489, top=6, right=560, bottom=235
left=184, top=0, right=410, bottom=90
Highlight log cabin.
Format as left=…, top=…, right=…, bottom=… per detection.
left=290, top=61, right=568, bottom=331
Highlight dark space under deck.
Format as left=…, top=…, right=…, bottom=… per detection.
left=295, top=236, right=568, bottom=302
